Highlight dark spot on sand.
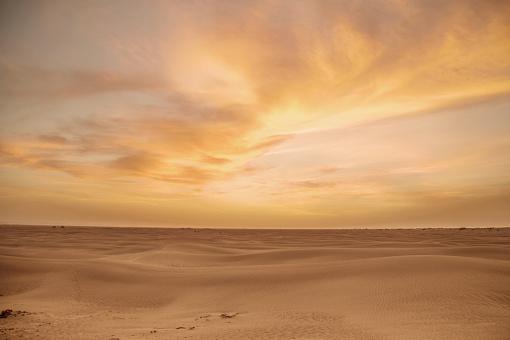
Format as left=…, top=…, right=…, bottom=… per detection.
left=195, top=314, right=211, bottom=321
left=1, top=309, right=13, bottom=318
left=1, top=310, right=32, bottom=319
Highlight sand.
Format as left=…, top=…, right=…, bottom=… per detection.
left=0, top=226, right=509, bottom=340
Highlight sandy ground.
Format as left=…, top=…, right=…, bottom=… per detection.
left=0, top=226, right=509, bottom=340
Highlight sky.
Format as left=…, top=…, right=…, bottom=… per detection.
left=1, top=0, right=510, bottom=228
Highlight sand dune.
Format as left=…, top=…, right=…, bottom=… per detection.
left=1, top=226, right=509, bottom=339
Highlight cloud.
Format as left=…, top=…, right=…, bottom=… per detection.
left=38, top=134, right=69, bottom=145
left=0, top=63, right=167, bottom=100
left=201, top=154, right=231, bottom=165
left=290, top=180, right=338, bottom=189
left=0, top=108, right=290, bottom=186
left=110, top=152, right=162, bottom=173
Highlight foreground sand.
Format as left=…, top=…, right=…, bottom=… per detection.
left=0, top=226, right=509, bottom=339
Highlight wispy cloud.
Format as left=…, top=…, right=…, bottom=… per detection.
left=0, top=63, right=167, bottom=100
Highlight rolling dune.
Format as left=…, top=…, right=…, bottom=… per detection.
left=0, top=226, right=509, bottom=339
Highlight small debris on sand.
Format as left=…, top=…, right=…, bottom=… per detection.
left=195, top=314, right=211, bottom=321
left=0, top=310, right=31, bottom=319
left=0, top=309, right=13, bottom=318
left=220, top=312, right=238, bottom=319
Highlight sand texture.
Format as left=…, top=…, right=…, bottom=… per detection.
left=0, top=226, right=509, bottom=339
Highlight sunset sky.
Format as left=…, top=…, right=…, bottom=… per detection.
left=1, top=0, right=510, bottom=228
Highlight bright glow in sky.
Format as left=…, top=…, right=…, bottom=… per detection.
left=1, top=0, right=510, bottom=228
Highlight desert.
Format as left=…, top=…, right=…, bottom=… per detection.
left=0, top=225, right=509, bottom=339
left=2, top=1, right=510, bottom=339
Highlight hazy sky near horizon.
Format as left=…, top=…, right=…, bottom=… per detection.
left=1, top=0, right=510, bottom=228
